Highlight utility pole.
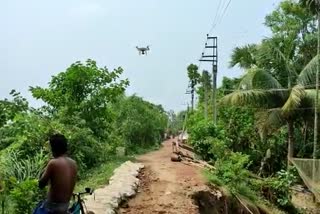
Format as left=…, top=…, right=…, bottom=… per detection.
left=200, top=35, right=218, bottom=124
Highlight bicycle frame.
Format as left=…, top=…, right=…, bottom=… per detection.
left=69, top=188, right=94, bottom=214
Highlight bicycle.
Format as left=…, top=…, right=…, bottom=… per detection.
left=69, top=187, right=95, bottom=214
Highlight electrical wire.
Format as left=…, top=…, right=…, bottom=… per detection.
left=198, top=0, right=226, bottom=69
left=198, top=0, right=231, bottom=69
left=209, top=0, right=223, bottom=34
left=215, top=0, right=232, bottom=27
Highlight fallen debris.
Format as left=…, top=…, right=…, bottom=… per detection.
left=177, top=150, right=215, bottom=170
left=171, top=153, right=182, bottom=162
left=179, top=143, right=194, bottom=153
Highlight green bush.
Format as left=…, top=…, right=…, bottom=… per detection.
left=1, top=150, right=47, bottom=182
left=113, top=95, right=167, bottom=148
left=0, top=149, right=48, bottom=213
left=10, top=179, right=46, bottom=214
left=188, top=119, right=225, bottom=160
left=206, top=137, right=228, bottom=160
left=48, top=119, right=108, bottom=172
left=0, top=176, right=16, bottom=214
left=262, top=168, right=297, bottom=208
left=207, top=152, right=257, bottom=201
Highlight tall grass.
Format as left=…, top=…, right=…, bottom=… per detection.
left=1, top=150, right=47, bottom=182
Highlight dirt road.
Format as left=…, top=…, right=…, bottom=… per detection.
left=119, top=139, right=206, bottom=214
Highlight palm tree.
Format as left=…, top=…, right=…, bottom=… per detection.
left=225, top=1, right=320, bottom=166
left=229, top=44, right=258, bottom=69
left=228, top=32, right=301, bottom=165
left=220, top=67, right=292, bottom=163
left=300, top=0, right=320, bottom=160
left=221, top=55, right=320, bottom=166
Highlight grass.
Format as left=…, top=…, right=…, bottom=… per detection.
left=75, top=143, right=161, bottom=192
left=75, top=156, right=131, bottom=192
left=126, top=143, right=161, bottom=156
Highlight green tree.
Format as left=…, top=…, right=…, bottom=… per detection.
left=300, top=0, right=320, bottom=160
left=264, top=0, right=317, bottom=73
left=229, top=44, right=258, bottom=69
left=221, top=60, right=320, bottom=165
left=167, top=110, right=187, bottom=135
left=225, top=1, right=319, bottom=165
left=0, top=90, right=28, bottom=128
left=112, top=95, right=167, bottom=148
left=30, top=59, right=129, bottom=136
left=187, top=64, right=200, bottom=110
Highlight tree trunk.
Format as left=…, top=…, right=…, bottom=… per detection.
left=287, top=120, right=294, bottom=166
left=1, top=199, right=5, bottom=214
left=303, top=122, right=308, bottom=146
left=303, top=121, right=308, bottom=154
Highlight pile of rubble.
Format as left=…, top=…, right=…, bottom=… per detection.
left=84, top=161, right=144, bottom=214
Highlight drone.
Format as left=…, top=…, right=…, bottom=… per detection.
left=136, top=46, right=150, bottom=55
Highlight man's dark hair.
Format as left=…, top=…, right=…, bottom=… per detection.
left=49, top=134, right=68, bottom=157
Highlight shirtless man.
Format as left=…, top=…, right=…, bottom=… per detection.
left=38, top=134, right=77, bottom=214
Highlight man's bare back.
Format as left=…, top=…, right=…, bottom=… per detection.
left=44, top=156, right=77, bottom=203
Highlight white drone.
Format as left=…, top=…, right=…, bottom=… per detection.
left=136, top=46, right=150, bottom=55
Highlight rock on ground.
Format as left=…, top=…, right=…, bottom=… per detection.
left=84, top=161, right=144, bottom=214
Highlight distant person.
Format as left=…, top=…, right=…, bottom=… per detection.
left=34, top=134, right=77, bottom=214
left=172, top=139, right=180, bottom=153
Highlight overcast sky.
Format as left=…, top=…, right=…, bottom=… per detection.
left=1, top=0, right=281, bottom=112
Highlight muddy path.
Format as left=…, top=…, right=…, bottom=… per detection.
left=119, top=139, right=207, bottom=214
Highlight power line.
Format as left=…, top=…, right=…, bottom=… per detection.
left=199, top=0, right=225, bottom=68
left=215, top=0, right=232, bottom=27
left=198, top=0, right=232, bottom=62
left=209, top=0, right=224, bottom=34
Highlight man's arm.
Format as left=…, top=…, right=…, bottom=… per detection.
left=39, top=160, right=54, bottom=189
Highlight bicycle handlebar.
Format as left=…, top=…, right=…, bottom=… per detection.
left=73, top=187, right=94, bottom=197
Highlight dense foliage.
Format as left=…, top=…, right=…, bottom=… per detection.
left=0, top=60, right=168, bottom=213
left=182, top=0, right=319, bottom=212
